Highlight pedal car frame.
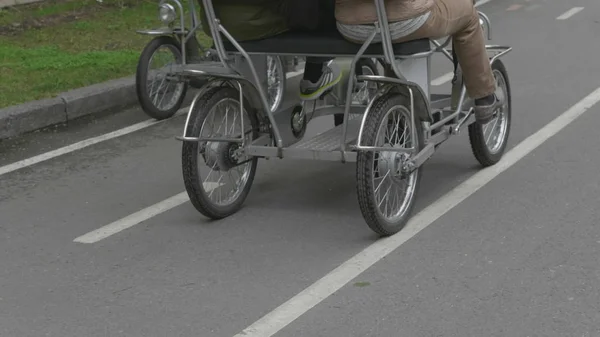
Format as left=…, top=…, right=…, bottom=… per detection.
left=176, top=0, right=513, bottom=236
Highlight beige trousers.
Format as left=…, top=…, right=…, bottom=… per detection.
left=377, top=0, right=496, bottom=99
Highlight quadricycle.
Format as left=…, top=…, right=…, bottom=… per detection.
left=140, top=0, right=512, bottom=236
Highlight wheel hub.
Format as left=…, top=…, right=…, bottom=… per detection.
left=202, top=141, right=240, bottom=172
left=376, top=145, right=409, bottom=179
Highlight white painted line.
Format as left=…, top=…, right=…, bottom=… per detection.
left=474, top=0, right=494, bottom=7
left=0, top=109, right=184, bottom=177
left=557, top=7, right=584, bottom=20
left=286, top=62, right=305, bottom=79
left=286, top=70, right=304, bottom=79
left=73, top=182, right=220, bottom=243
left=525, top=4, right=541, bottom=11
left=431, top=72, right=454, bottom=86
left=232, top=86, right=600, bottom=337
left=0, top=71, right=306, bottom=178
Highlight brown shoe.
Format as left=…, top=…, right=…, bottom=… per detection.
left=474, top=89, right=504, bottom=124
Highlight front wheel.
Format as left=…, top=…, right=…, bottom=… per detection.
left=356, top=93, right=424, bottom=236
left=468, top=59, right=512, bottom=167
left=136, top=36, right=188, bottom=120
left=181, top=86, right=259, bottom=219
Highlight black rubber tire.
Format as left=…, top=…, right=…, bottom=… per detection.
left=356, top=93, right=425, bottom=237
left=136, top=36, right=188, bottom=120
left=181, top=86, right=259, bottom=220
left=468, top=59, right=512, bottom=167
left=267, top=55, right=286, bottom=112
left=334, top=58, right=379, bottom=127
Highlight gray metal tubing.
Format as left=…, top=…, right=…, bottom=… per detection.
left=181, top=89, right=207, bottom=139
left=430, top=92, right=467, bottom=131
left=427, top=85, right=467, bottom=131
left=489, top=46, right=513, bottom=63
left=373, top=0, right=395, bottom=65
left=452, top=108, right=474, bottom=133
left=357, top=74, right=417, bottom=87
left=193, top=0, right=284, bottom=148
left=378, top=0, right=395, bottom=63
left=478, top=11, right=492, bottom=40
left=425, top=45, right=512, bottom=132
left=189, top=0, right=198, bottom=28
left=431, top=39, right=454, bottom=62
left=219, top=27, right=282, bottom=148
left=355, top=74, right=432, bottom=118
left=351, top=145, right=416, bottom=153
left=340, top=29, right=378, bottom=153
left=311, top=105, right=367, bottom=118
left=176, top=136, right=244, bottom=143
left=179, top=80, right=230, bottom=139
left=184, top=24, right=201, bottom=43
left=397, top=37, right=452, bottom=60
left=355, top=84, right=397, bottom=149
left=408, top=87, right=417, bottom=154
left=235, top=81, right=246, bottom=147
left=160, top=0, right=186, bottom=63
left=201, top=0, right=228, bottom=64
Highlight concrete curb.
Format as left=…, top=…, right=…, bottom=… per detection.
left=0, top=0, right=44, bottom=9
left=0, top=59, right=302, bottom=141
left=0, top=76, right=137, bottom=140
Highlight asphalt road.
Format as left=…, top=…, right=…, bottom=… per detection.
left=2, top=1, right=600, bottom=336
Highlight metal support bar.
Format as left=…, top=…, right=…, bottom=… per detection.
left=160, top=0, right=186, bottom=63
left=176, top=137, right=244, bottom=143
left=406, top=142, right=435, bottom=170
left=339, top=28, right=378, bottom=157
left=219, top=30, right=283, bottom=149
left=478, top=11, right=492, bottom=40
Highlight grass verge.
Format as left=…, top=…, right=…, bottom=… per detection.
left=0, top=0, right=207, bottom=108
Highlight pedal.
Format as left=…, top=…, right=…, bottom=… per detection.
left=452, top=109, right=474, bottom=134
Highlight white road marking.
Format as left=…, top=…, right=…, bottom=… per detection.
left=0, top=109, right=185, bottom=177
left=431, top=72, right=454, bottom=86
left=286, top=70, right=304, bottom=79
left=73, top=182, right=221, bottom=244
left=0, top=72, right=305, bottom=178
left=475, top=0, right=494, bottom=7
left=232, top=86, right=600, bottom=337
left=286, top=62, right=305, bottom=79
left=556, top=7, right=584, bottom=20
left=526, top=4, right=542, bottom=11
left=506, top=4, right=523, bottom=11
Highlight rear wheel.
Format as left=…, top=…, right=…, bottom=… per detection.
left=356, top=93, right=424, bottom=236
left=468, top=59, right=511, bottom=167
left=181, top=86, right=259, bottom=219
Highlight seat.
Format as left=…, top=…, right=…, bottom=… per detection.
left=220, top=30, right=431, bottom=57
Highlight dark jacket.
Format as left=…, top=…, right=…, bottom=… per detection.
left=199, top=0, right=336, bottom=42
left=199, top=0, right=289, bottom=42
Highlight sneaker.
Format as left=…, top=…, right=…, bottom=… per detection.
left=299, top=63, right=342, bottom=101
left=474, top=88, right=504, bottom=124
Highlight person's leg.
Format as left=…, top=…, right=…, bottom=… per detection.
left=299, top=57, right=342, bottom=100
left=388, top=0, right=500, bottom=123
left=439, top=2, right=499, bottom=123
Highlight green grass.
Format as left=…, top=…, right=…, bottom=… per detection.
left=0, top=0, right=209, bottom=108
left=0, top=44, right=139, bottom=106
